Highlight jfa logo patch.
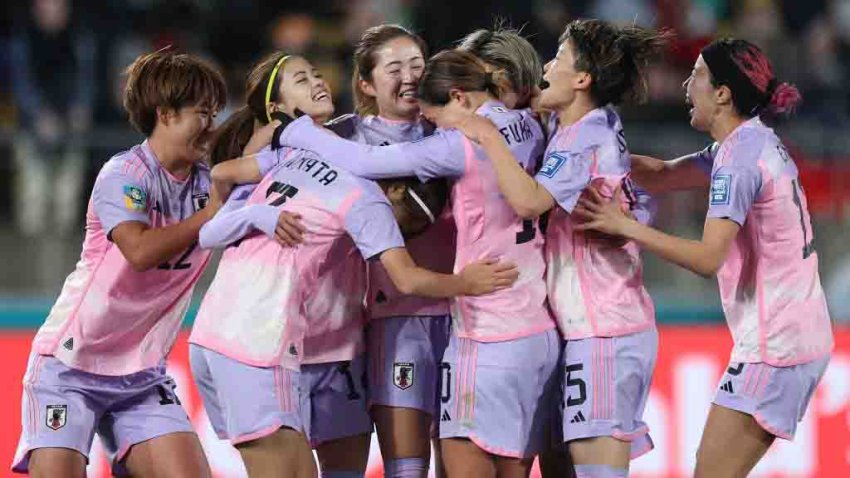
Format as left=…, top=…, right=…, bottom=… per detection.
left=123, top=185, right=147, bottom=212
left=192, top=192, right=210, bottom=212
left=46, top=405, right=67, bottom=430
left=538, top=152, right=568, bottom=178
left=393, top=362, right=415, bottom=390
left=710, top=174, right=732, bottom=205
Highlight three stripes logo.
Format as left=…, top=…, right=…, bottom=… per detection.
left=62, top=337, right=74, bottom=351
left=570, top=411, right=586, bottom=423
left=720, top=381, right=735, bottom=394
left=441, top=410, right=451, bottom=422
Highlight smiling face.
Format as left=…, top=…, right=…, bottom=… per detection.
left=359, top=36, right=426, bottom=121
left=269, top=56, right=334, bottom=122
left=158, top=103, right=217, bottom=163
left=683, top=54, right=726, bottom=133
left=538, top=40, right=589, bottom=112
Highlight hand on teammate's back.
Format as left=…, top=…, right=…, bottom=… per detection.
left=458, top=258, right=520, bottom=295
left=274, top=211, right=306, bottom=247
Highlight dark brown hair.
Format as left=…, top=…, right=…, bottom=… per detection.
left=703, top=38, right=801, bottom=122
left=417, top=49, right=506, bottom=106
left=123, top=50, right=226, bottom=136
left=209, top=52, right=290, bottom=165
left=352, top=24, right=428, bottom=116
left=560, top=19, right=670, bottom=106
left=380, top=177, right=449, bottom=236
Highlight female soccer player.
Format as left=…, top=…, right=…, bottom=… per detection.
left=574, top=38, right=833, bottom=478
left=334, top=25, right=453, bottom=478
left=187, top=52, right=518, bottom=478
left=275, top=49, right=560, bottom=478
left=12, top=50, right=226, bottom=477
left=444, top=19, right=668, bottom=478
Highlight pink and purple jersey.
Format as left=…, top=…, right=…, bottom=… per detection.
left=535, top=107, right=656, bottom=339
left=279, top=101, right=555, bottom=341
left=702, top=117, right=833, bottom=366
left=31, top=141, right=212, bottom=376
left=189, top=146, right=405, bottom=370
left=330, top=114, right=455, bottom=319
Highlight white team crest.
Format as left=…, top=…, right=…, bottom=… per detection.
left=393, top=362, right=415, bottom=390
left=46, top=405, right=67, bottom=430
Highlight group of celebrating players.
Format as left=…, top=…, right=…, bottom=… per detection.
left=12, top=14, right=833, bottom=478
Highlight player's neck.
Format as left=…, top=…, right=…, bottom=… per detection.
left=710, top=113, right=747, bottom=143
left=466, top=91, right=493, bottom=111
left=147, top=134, right=194, bottom=180
left=556, top=95, right=596, bottom=129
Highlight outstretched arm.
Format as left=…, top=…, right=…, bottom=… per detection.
left=574, top=186, right=739, bottom=278
left=630, top=152, right=712, bottom=194
left=380, top=248, right=519, bottom=298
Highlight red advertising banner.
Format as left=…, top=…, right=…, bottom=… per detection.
left=1, top=327, right=848, bottom=477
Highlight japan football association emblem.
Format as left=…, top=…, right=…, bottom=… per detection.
left=46, top=405, right=67, bottom=430
left=393, top=362, right=415, bottom=390
left=192, top=193, right=210, bottom=212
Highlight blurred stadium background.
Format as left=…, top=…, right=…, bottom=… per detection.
left=0, top=0, right=848, bottom=476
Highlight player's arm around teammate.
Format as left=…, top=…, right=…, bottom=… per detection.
left=575, top=39, right=833, bottom=478
left=13, top=50, right=227, bottom=478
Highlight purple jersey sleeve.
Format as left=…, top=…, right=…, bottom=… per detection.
left=706, top=161, right=762, bottom=227
left=199, top=184, right=279, bottom=249
left=534, top=148, right=593, bottom=213
left=92, top=168, right=151, bottom=236
left=343, top=185, right=405, bottom=260
left=255, top=146, right=281, bottom=177
left=278, top=115, right=466, bottom=181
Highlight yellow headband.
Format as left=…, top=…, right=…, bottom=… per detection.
left=265, top=54, right=291, bottom=123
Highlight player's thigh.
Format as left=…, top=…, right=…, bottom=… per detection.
left=28, top=448, right=87, bottom=478
left=316, top=433, right=372, bottom=472
left=440, top=437, right=496, bottom=478
left=236, top=427, right=317, bottom=478
left=122, top=431, right=211, bottom=478
left=372, top=405, right=432, bottom=459
left=568, top=436, right=631, bottom=469
left=495, top=455, right=535, bottom=478
left=694, top=404, right=774, bottom=478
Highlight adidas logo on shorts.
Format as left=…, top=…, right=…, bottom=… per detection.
left=441, top=410, right=451, bottom=422
left=570, top=411, right=586, bottom=423
left=720, top=381, right=735, bottom=394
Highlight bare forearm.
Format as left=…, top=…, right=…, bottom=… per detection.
left=121, top=208, right=215, bottom=271
left=393, top=267, right=468, bottom=298
left=631, top=154, right=709, bottom=194
left=620, top=220, right=721, bottom=278
left=479, top=132, right=552, bottom=218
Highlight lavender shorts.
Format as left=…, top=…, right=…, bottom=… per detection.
left=713, top=354, right=830, bottom=440
left=366, top=315, right=451, bottom=416
left=13, top=353, right=194, bottom=475
left=438, top=328, right=561, bottom=458
left=559, top=328, right=657, bottom=460
left=301, top=354, right=373, bottom=447
left=190, top=345, right=307, bottom=445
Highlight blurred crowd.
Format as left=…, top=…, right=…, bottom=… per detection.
left=1, top=0, right=849, bottom=318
